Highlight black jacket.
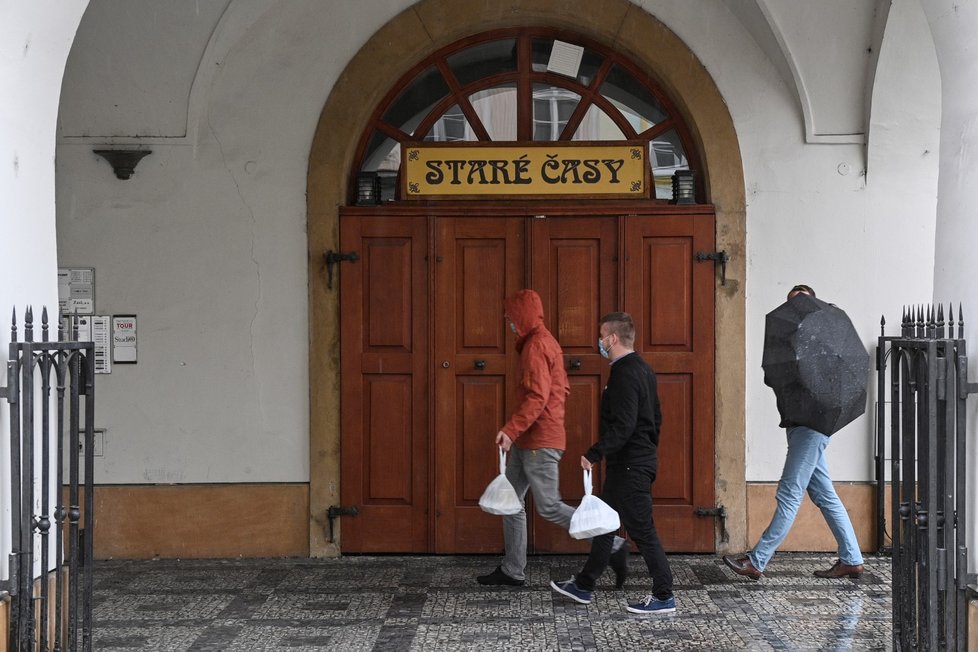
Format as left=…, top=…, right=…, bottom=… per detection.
left=585, top=352, right=662, bottom=471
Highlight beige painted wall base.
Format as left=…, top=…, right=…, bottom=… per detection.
left=89, top=484, right=309, bottom=559
left=970, top=599, right=978, bottom=652
left=746, top=482, right=882, bottom=552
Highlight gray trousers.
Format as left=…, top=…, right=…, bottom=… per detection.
left=500, top=447, right=575, bottom=580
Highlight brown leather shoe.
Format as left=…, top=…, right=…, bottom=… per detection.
left=722, top=555, right=763, bottom=580
left=813, top=560, right=864, bottom=579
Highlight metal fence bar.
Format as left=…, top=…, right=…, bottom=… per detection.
left=880, top=306, right=974, bottom=651
left=3, top=307, right=95, bottom=651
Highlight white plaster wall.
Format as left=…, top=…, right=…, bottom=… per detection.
left=924, top=0, right=978, bottom=572
left=636, top=0, right=939, bottom=482
left=57, top=0, right=407, bottom=483
left=1, top=0, right=89, bottom=581
left=55, top=0, right=940, bottom=485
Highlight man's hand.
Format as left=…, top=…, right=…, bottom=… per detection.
left=496, top=431, right=513, bottom=452
left=580, top=456, right=593, bottom=470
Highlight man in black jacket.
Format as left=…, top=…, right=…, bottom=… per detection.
left=550, top=312, right=676, bottom=615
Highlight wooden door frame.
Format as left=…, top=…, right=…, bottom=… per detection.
left=307, top=0, right=747, bottom=557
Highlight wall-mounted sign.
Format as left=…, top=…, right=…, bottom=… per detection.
left=68, top=315, right=111, bottom=374
left=112, top=315, right=137, bottom=364
left=402, top=141, right=648, bottom=199
left=58, top=267, right=95, bottom=315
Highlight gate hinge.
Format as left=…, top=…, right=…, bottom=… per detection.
left=326, top=505, right=359, bottom=543
left=323, top=250, right=359, bottom=290
left=694, top=505, right=729, bottom=543
left=695, top=250, right=729, bottom=286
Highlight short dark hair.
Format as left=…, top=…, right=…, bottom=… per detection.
left=599, top=312, right=635, bottom=346
left=789, top=284, right=815, bottom=298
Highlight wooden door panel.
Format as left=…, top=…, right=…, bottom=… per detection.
left=624, top=214, right=716, bottom=552
left=433, top=217, right=523, bottom=553
left=340, top=216, right=429, bottom=552
left=530, top=217, right=617, bottom=552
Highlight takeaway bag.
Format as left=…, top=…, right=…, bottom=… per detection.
left=478, top=448, right=523, bottom=515
left=569, top=469, right=620, bottom=539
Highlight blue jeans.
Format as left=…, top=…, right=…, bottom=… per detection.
left=501, top=447, right=575, bottom=580
left=749, top=426, right=864, bottom=571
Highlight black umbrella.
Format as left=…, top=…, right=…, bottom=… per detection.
left=761, top=293, right=870, bottom=435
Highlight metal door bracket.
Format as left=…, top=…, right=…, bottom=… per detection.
left=324, top=250, right=359, bottom=290
left=695, top=250, right=729, bottom=286
left=694, top=505, right=729, bottom=543
left=326, top=505, right=359, bottom=543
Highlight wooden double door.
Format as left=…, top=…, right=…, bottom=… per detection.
left=339, top=211, right=716, bottom=554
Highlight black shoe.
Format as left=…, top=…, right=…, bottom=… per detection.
left=610, top=546, right=629, bottom=588
left=477, top=566, right=525, bottom=586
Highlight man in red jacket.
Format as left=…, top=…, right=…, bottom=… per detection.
left=478, top=289, right=627, bottom=587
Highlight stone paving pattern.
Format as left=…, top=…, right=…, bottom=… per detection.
left=93, top=553, right=891, bottom=651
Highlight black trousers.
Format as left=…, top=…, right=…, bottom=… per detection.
left=575, top=465, right=673, bottom=599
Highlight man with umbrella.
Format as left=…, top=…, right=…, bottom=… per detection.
left=723, top=284, right=866, bottom=580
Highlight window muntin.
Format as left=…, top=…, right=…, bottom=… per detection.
left=354, top=29, right=701, bottom=201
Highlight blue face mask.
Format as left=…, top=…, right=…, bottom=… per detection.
left=597, top=336, right=610, bottom=359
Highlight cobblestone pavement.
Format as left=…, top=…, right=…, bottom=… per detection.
left=93, top=553, right=891, bottom=651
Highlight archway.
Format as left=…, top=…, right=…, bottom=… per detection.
left=307, top=0, right=746, bottom=556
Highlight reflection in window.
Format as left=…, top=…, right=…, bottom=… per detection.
left=382, top=66, right=451, bottom=136
left=448, top=39, right=517, bottom=87
left=650, top=129, right=689, bottom=199
left=469, top=85, right=517, bottom=141
left=572, top=104, right=625, bottom=141
left=426, top=105, right=474, bottom=142
left=361, top=130, right=401, bottom=173
left=600, top=65, right=666, bottom=134
left=533, top=85, right=580, bottom=141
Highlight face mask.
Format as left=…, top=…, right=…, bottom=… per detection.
left=597, top=336, right=610, bottom=359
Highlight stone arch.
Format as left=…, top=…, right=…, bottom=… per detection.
left=306, top=0, right=746, bottom=555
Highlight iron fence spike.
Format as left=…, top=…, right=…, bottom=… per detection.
left=10, top=306, right=16, bottom=343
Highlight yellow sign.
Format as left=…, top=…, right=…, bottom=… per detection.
left=402, top=142, right=647, bottom=199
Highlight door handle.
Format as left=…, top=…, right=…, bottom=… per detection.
left=474, top=359, right=486, bottom=370
left=569, top=358, right=582, bottom=370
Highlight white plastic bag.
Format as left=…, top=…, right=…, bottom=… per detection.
left=478, top=449, right=523, bottom=515
left=568, top=469, right=620, bottom=539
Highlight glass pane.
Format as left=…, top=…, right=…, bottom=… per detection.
left=382, top=65, right=451, bottom=136
left=571, top=104, right=625, bottom=141
left=650, top=129, right=690, bottom=199
left=532, top=84, right=581, bottom=141
left=447, top=38, right=517, bottom=87
left=600, top=65, right=667, bottom=133
left=531, top=38, right=604, bottom=85
left=424, top=105, right=476, bottom=142
left=469, top=85, right=517, bottom=141
left=361, top=130, right=401, bottom=173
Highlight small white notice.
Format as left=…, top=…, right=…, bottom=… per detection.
left=92, top=316, right=111, bottom=374
left=58, top=268, right=95, bottom=315
left=112, top=315, right=137, bottom=364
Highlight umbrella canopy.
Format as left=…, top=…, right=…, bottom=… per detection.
left=762, top=293, right=870, bottom=435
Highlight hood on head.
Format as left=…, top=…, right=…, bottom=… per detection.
left=504, top=289, right=544, bottom=335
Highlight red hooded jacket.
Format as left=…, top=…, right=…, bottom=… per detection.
left=500, top=289, right=570, bottom=450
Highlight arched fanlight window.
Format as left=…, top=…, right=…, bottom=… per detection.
left=351, top=28, right=700, bottom=203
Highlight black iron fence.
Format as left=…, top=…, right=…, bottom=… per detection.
left=877, top=305, right=974, bottom=651
left=1, top=307, right=95, bottom=651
